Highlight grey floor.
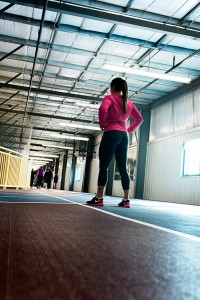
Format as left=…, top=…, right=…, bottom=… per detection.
left=1, top=189, right=200, bottom=237
left=0, top=189, right=200, bottom=300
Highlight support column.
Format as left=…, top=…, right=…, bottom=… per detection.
left=69, top=155, right=77, bottom=191
left=135, top=110, right=151, bottom=199
left=55, top=156, right=59, bottom=174
left=60, top=151, right=68, bottom=190
left=83, top=136, right=94, bottom=193
left=105, top=157, right=115, bottom=196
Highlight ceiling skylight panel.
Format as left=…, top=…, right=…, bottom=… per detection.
left=64, top=53, right=90, bottom=66
left=82, top=19, right=113, bottom=33
left=59, top=68, right=81, bottom=78
left=30, top=27, right=52, bottom=44
left=0, top=2, right=9, bottom=9
left=54, top=31, right=77, bottom=47
left=61, top=14, right=84, bottom=27
left=5, top=5, right=34, bottom=18
left=131, top=0, right=200, bottom=19
left=72, top=35, right=103, bottom=52
left=99, top=40, right=144, bottom=58
left=96, top=0, right=128, bottom=5
left=0, top=20, right=31, bottom=39
left=113, top=25, right=164, bottom=42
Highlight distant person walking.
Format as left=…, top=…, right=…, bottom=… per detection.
left=44, top=168, right=53, bottom=189
left=37, top=166, right=44, bottom=189
left=86, top=78, right=143, bottom=208
left=53, top=173, right=59, bottom=189
left=30, top=169, right=35, bottom=188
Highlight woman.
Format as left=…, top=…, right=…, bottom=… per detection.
left=37, top=166, right=44, bottom=189
left=30, top=169, right=35, bottom=188
left=53, top=173, right=59, bottom=189
left=44, top=168, right=53, bottom=189
left=86, top=78, right=143, bottom=208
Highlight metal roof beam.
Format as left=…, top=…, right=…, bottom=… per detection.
left=137, top=34, right=168, bottom=64
left=1, top=15, right=200, bottom=57
left=3, top=0, right=200, bottom=35
left=0, top=83, right=150, bottom=109
left=0, top=91, right=20, bottom=106
left=1, top=58, right=188, bottom=90
left=0, top=122, right=87, bottom=136
left=0, top=107, right=100, bottom=124
left=137, top=2, right=200, bottom=66
left=0, top=73, right=21, bottom=88
left=0, top=44, right=23, bottom=62
left=179, top=2, right=200, bottom=23
left=0, top=82, right=104, bottom=101
left=0, top=140, right=27, bottom=145
left=0, top=3, right=14, bottom=12
left=0, top=76, right=167, bottom=97
left=1, top=146, right=24, bottom=150
left=0, top=133, right=28, bottom=139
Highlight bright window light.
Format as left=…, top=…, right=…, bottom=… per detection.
left=59, top=122, right=100, bottom=131
left=43, top=144, right=73, bottom=150
left=51, top=134, right=89, bottom=141
left=182, top=138, right=200, bottom=176
left=103, top=64, right=191, bottom=84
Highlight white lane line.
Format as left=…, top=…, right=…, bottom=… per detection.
left=38, top=191, right=200, bottom=242
left=46, top=194, right=200, bottom=218
left=0, top=201, right=75, bottom=205
left=3, top=192, right=200, bottom=218
left=66, top=195, right=200, bottom=218
left=0, top=195, right=50, bottom=197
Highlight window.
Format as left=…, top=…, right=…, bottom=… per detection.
left=182, top=138, right=200, bottom=176
left=75, top=165, right=82, bottom=181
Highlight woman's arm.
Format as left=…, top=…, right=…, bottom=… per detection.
left=127, top=104, right=143, bottom=133
left=98, top=96, right=112, bottom=129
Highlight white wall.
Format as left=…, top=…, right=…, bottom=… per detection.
left=144, top=88, right=200, bottom=205
left=56, top=154, right=64, bottom=190
left=64, top=156, right=72, bottom=191
left=73, top=157, right=86, bottom=192
left=89, top=158, right=99, bottom=194
left=89, top=133, right=102, bottom=194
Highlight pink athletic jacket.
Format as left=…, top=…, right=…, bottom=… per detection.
left=99, top=93, right=143, bottom=133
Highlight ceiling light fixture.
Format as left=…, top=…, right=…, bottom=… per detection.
left=30, top=157, right=53, bottom=161
left=29, top=154, right=59, bottom=158
left=32, top=161, right=50, bottom=165
left=59, top=122, right=100, bottom=131
left=102, top=64, right=191, bottom=84
left=43, top=144, right=73, bottom=150
left=51, top=134, right=89, bottom=141
left=75, top=102, right=100, bottom=109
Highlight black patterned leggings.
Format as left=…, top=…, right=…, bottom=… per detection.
left=98, top=130, right=130, bottom=190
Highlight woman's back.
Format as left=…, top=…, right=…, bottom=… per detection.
left=99, top=93, right=143, bottom=133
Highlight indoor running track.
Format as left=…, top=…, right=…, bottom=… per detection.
left=0, top=189, right=200, bottom=300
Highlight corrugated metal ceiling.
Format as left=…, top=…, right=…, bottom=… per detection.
left=0, top=0, right=200, bottom=158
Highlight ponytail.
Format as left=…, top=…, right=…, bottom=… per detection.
left=122, top=80, right=128, bottom=114
left=110, top=77, right=128, bottom=114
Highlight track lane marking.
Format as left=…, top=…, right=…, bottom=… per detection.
left=38, top=191, right=200, bottom=242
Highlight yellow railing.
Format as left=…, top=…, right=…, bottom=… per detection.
left=0, top=146, right=30, bottom=189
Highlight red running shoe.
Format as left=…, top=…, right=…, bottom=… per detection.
left=86, top=196, right=104, bottom=206
left=118, top=199, right=130, bottom=208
